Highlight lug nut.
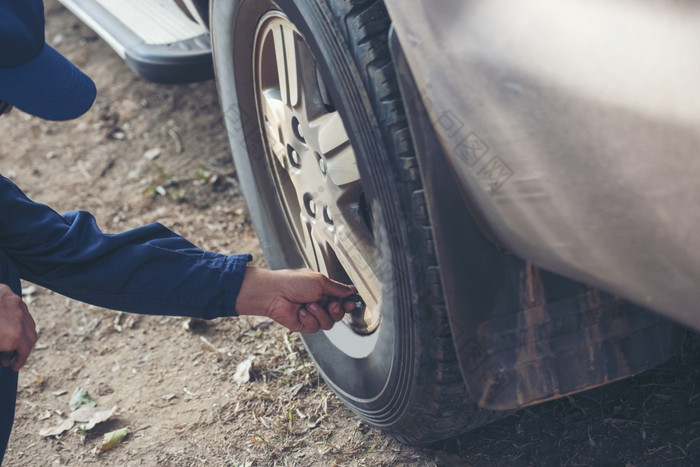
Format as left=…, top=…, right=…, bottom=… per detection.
left=290, top=149, right=301, bottom=166
left=304, top=194, right=317, bottom=217
left=324, top=206, right=334, bottom=225
left=344, top=294, right=366, bottom=311
left=293, top=116, right=305, bottom=142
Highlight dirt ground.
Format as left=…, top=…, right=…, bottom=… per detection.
left=2, top=1, right=700, bottom=466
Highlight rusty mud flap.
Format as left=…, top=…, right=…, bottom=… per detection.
left=461, top=266, right=683, bottom=410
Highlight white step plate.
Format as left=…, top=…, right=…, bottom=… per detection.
left=95, top=0, right=206, bottom=45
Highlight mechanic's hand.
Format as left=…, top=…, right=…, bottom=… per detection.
left=235, top=267, right=357, bottom=333
left=0, top=284, right=37, bottom=371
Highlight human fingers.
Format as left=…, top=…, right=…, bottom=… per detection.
left=6, top=302, right=37, bottom=371
left=13, top=338, right=33, bottom=371
left=298, top=307, right=321, bottom=334
left=318, top=275, right=356, bottom=299
left=9, top=303, right=37, bottom=371
left=0, top=352, right=14, bottom=368
left=328, top=300, right=355, bottom=322
left=23, top=305, right=38, bottom=343
left=306, top=303, right=335, bottom=331
left=343, top=300, right=358, bottom=313
left=13, top=321, right=37, bottom=372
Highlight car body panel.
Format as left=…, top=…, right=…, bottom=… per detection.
left=384, top=0, right=700, bottom=330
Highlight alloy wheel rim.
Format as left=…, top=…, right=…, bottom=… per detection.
left=253, top=11, right=382, bottom=336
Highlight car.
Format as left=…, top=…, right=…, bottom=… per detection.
left=57, top=0, right=698, bottom=444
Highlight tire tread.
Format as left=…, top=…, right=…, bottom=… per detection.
left=327, top=0, right=502, bottom=444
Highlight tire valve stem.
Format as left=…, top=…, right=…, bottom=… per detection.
left=344, top=294, right=366, bottom=311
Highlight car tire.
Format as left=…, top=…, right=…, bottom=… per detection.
left=211, top=0, right=502, bottom=443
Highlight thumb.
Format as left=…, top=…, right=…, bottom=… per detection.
left=319, top=276, right=356, bottom=298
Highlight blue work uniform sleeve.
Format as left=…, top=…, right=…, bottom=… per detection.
left=0, top=175, right=250, bottom=319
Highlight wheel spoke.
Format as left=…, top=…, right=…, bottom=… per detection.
left=309, top=111, right=347, bottom=154
left=261, top=90, right=288, bottom=168
left=332, top=222, right=381, bottom=313
left=262, top=90, right=285, bottom=137
left=327, top=144, right=361, bottom=187
left=307, top=112, right=361, bottom=186
left=271, top=23, right=299, bottom=107
left=299, top=215, right=321, bottom=272
left=283, top=25, right=300, bottom=107
left=307, top=212, right=379, bottom=311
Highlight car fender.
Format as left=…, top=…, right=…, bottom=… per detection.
left=384, top=0, right=700, bottom=331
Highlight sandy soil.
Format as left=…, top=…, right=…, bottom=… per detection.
left=2, top=1, right=700, bottom=466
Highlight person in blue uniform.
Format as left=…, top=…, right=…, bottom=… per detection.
left=0, top=1, right=357, bottom=462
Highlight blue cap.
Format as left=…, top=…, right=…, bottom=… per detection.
left=0, top=0, right=96, bottom=121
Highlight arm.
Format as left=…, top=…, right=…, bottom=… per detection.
left=0, top=175, right=248, bottom=319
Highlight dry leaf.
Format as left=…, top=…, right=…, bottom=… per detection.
left=39, top=418, right=74, bottom=437
left=233, top=356, right=255, bottom=385
left=143, top=147, right=162, bottom=160
left=40, top=404, right=118, bottom=437
left=71, top=405, right=118, bottom=430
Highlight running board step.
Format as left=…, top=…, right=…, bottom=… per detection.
left=57, top=0, right=213, bottom=83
